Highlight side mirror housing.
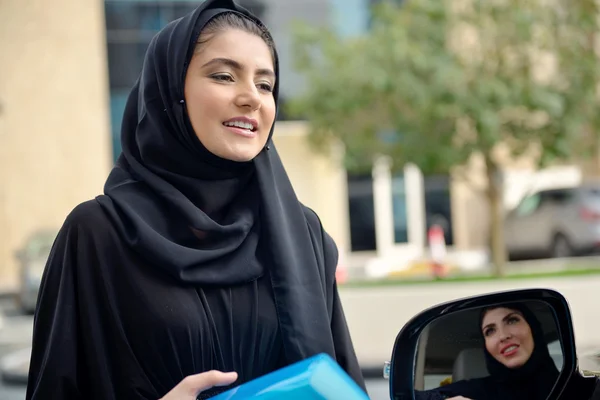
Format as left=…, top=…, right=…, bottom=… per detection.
left=388, top=288, right=591, bottom=400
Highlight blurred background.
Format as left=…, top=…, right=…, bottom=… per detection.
left=1, top=0, right=600, bottom=399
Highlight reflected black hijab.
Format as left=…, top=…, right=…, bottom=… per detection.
left=97, top=0, right=337, bottom=364
left=479, top=303, right=560, bottom=394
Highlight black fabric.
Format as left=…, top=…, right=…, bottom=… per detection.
left=27, top=202, right=285, bottom=399
left=415, top=303, right=560, bottom=400
left=26, top=0, right=366, bottom=398
left=590, top=377, right=600, bottom=400
left=562, top=373, right=599, bottom=400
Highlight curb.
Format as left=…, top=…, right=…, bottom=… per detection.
left=1, top=369, right=28, bottom=386
left=0, top=348, right=30, bottom=386
left=0, top=290, right=16, bottom=301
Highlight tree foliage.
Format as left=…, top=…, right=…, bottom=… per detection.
left=288, top=0, right=600, bottom=275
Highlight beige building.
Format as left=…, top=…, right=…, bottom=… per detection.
left=0, top=0, right=113, bottom=290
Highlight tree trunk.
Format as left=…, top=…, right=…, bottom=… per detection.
left=595, top=131, right=600, bottom=177
left=485, top=158, right=507, bottom=277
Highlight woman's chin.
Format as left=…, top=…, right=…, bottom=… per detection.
left=215, top=145, right=264, bottom=163
left=501, top=356, right=528, bottom=369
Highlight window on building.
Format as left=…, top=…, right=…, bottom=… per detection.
left=424, top=176, right=454, bottom=245
left=347, top=174, right=377, bottom=251
left=392, top=174, right=408, bottom=243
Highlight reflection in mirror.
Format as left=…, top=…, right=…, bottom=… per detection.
left=412, top=300, right=563, bottom=400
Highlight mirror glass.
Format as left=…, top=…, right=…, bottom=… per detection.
left=412, top=300, right=563, bottom=400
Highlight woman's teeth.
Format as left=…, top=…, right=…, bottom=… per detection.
left=224, top=121, right=254, bottom=131
left=503, top=345, right=518, bottom=354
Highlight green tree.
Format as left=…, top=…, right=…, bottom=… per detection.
left=287, top=0, right=598, bottom=277
left=552, top=0, right=600, bottom=171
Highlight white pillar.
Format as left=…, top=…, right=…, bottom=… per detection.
left=404, top=163, right=426, bottom=251
left=372, top=156, right=395, bottom=258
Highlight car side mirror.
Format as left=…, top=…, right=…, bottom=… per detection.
left=387, top=288, right=597, bottom=400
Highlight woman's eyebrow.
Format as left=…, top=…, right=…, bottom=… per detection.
left=482, top=322, right=496, bottom=331
left=502, top=312, right=521, bottom=322
left=201, top=57, right=275, bottom=79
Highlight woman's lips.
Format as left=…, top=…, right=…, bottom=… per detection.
left=222, top=124, right=257, bottom=138
left=501, top=344, right=520, bottom=357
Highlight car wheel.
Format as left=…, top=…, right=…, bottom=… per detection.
left=551, top=234, right=573, bottom=258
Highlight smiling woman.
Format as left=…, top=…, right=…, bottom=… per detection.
left=25, top=1, right=366, bottom=399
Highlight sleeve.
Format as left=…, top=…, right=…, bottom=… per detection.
left=321, top=223, right=367, bottom=392
left=301, top=205, right=367, bottom=392
left=26, top=219, right=84, bottom=399
left=330, top=280, right=368, bottom=392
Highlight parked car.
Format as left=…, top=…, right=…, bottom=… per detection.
left=504, top=183, right=600, bottom=259
left=15, top=230, right=56, bottom=314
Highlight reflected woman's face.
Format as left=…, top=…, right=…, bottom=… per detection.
left=481, top=307, right=535, bottom=369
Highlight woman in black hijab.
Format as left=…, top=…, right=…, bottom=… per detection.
left=415, top=303, right=560, bottom=400
left=26, top=1, right=366, bottom=399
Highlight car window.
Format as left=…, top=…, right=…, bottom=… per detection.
left=582, top=187, right=600, bottom=201
left=547, top=339, right=564, bottom=371
left=545, top=189, right=574, bottom=204
left=515, top=193, right=541, bottom=216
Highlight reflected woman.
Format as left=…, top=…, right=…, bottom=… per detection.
left=415, top=303, right=560, bottom=400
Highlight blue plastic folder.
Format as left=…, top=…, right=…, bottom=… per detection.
left=209, top=353, right=370, bottom=400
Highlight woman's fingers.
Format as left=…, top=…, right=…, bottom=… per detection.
left=160, top=370, right=238, bottom=399
left=186, top=370, right=238, bottom=394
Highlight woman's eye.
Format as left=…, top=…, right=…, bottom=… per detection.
left=484, top=328, right=494, bottom=337
left=508, top=316, right=520, bottom=324
left=211, top=74, right=233, bottom=82
left=257, top=82, right=273, bottom=92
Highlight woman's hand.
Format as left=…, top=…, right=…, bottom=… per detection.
left=159, top=370, right=238, bottom=400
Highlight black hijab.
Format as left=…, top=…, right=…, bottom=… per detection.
left=97, top=0, right=338, bottom=365
left=476, top=303, right=560, bottom=399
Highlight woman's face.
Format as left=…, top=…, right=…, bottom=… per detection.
left=184, top=28, right=276, bottom=162
left=481, top=307, right=535, bottom=369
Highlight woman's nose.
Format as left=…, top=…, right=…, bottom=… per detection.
left=234, top=83, right=261, bottom=110
left=499, top=329, right=512, bottom=341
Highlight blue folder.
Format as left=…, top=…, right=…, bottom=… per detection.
left=209, top=353, right=370, bottom=400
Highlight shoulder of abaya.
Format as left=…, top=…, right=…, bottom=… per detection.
left=60, top=198, right=120, bottom=252
left=301, top=205, right=339, bottom=277
left=65, top=198, right=112, bottom=228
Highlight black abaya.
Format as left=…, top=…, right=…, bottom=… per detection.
left=26, top=200, right=364, bottom=400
